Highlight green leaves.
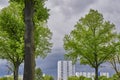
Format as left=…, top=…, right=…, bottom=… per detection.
left=35, top=68, right=43, bottom=80
left=43, top=75, right=54, bottom=80
left=0, top=2, right=24, bottom=40
left=64, top=9, right=117, bottom=69
left=64, top=9, right=118, bottom=80
left=34, top=22, right=52, bottom=58
left=0, top=0, right=52, bottom=69
left=34, top=0, right=49, bottom=22
left=0, top=3, right=24, bottom=60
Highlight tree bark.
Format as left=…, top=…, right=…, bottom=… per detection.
left=95, top=65, right=98, bottom=80
left=111, top=58, right=120, bottom=79
left=13, top=65, right=19, bottom=80
left=23, top=1, right=35, bottom=80
left=94, top=52, right=98, bottom=80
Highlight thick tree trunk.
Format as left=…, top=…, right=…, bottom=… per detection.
left=23, top=1, right=35, bottom=80
left=14, top=65, right=19, bottom=80
left=95, top=65, right=98, bottom=80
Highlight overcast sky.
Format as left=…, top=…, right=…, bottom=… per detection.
left=0, top=0, right=120, bottom=79
left=45, top=0, right=120, bottom=49
left=0, top=0, right=120, bottom=49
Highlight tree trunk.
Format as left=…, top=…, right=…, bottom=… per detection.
left=111, top=57, right=120, bottom=79
left=23, top=1, right=35, bottom=80
left=95, top=65, right=98, bottom=80
left=114, top=66, right=120, bottom=79
left=14, top=65, right=19, bottom=80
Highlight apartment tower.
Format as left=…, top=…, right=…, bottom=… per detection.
left=57, top=61, right=75, bottom=80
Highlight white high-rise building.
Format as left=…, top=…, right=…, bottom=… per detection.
left=57, top=61, right=75, bottom=80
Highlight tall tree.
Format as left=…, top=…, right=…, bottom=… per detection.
left=9, top=0, right=50, bottom=80
left=64, top=9, right=117, bottom=80
left=0, top=1, right=51, bottom=80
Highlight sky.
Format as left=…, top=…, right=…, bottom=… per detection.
left=46, top=0, right=120, bottom=48
left=0, top=0, right=120, bottom=79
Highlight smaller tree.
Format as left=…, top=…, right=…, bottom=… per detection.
left=35, top=68, right=43, bottom=80
left=43, top=75, right=54, bottom=80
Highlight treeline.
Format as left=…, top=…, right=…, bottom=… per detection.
left=0, top=68, right=54, bottom=80
left=68, top=74, right=119, bottom=80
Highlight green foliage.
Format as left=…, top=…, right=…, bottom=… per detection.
left=9, top=0, right=23, bottom=3
left=84, top=78, right=92, bottom=80
left=0, top=1, right=52, bottom=62
left=6, top=0, right=51, bottom=80
left=110, top=73, right=120, bottom=80
left=0, top=1, right=52, bottom=80
left=35, top=68, right=43, bottom=80
left=79, top=76, right=86, bottom=80
left=68, top=75, right=120, bottom=80
left=98, top=76, right=108, bottom=80
left=0, top=76, right=13, bottom=80
left=64, top=9, right=117, bottom=80
left=0, top=76, right=22, bottom=80
left=34, top=22, right=52, bottom=58
left=109, top=35, right=120, bottom=78
left=98, top=75, right=120, bottom=80
left=68, top=76, right=79, bottom=80
left=68, top=76, right=92, bottom=80
left=34, top=0, right=49, bottom=22
left=64, top=9, right=117, bottom=65
left=0, top=2, right=24, bottom=63
left=9, top=0, right=49, bottom=22
left=43, top=75, right=54, bottom=80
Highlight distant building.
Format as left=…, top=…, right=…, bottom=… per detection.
left=57, top=61, right=75, bottom=80
left=100, top=72, right=109, bottom=78
left=76, top=71, right=109, bottom=78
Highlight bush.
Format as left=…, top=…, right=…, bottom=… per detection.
left=0, top=76, right=13, bottom=80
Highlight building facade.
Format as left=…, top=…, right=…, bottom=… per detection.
left=76, top=71, right=109, bottom=78
left=57, top=61, right=75, bottom=80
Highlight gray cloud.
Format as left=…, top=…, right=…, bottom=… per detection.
left=87, top=0, right=120, bottom=32
left=0, top=0, right=9, bottom=9
left=47, top=0, right=96, bottom=18
left=46, top=0, right=120, bottom=49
